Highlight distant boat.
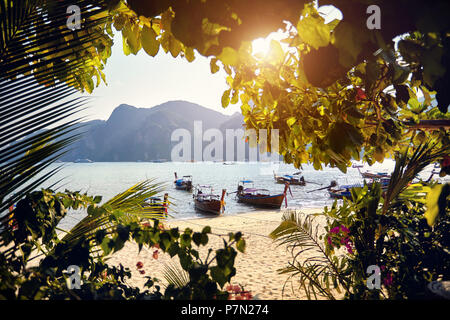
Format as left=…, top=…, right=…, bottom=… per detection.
left=142, top=193, right=169, bottom=217
left=193, top=185, right=226, bottom=215
left=273, top=171, right=305, bottom=186
left=354, top=166, right=390, bottom=179
left=236, top=180, right=289, bottom=208
left=327, top=184, right=358, bottom=199
left=223, top=162, right=236, bottom=165
left=174, top=172, right=193, bottom=191
left=327, top=178, right=390, bottom=200
left=74, top=158, right=93, bottom=163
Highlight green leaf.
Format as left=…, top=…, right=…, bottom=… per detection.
left=210, top=266, right=227, bottom=288
left=141, top=25, right=160, bottom=57
left=332, top=22, right=364, bottom=68
left=184, top=47, right=195, bottom=62
left=424, top=184, right=448, bottom=226
left=297, top=15, right=330, bottom=49
left=210, top=58, right=220, bottom=74
left=267, top=40, right=284, bottom=64
left=123, top=23, right=141, bottom=55
left=236, top=239, right=246, bottom=253
left=123, top=35, right=131, bottom=56
left=221, top=89, right=231, bottom=108
left=218, top=47, right=238, bottom=66
left=202, top=226, right=211, bottom=234
left=286, top=117, right=296, bottom=127
left=192, top=232, right=202, bottom=246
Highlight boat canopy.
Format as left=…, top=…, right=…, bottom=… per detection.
left=340, top=184, right=364, bottom=189
left=243, top=188, right=270, bottom=194
left=240, top=180, right=253, bottom=183
left=144, top=197, right=162, bottom=204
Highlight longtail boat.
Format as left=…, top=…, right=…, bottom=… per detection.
left=328, top=185, right=354, bottom=199
left=236, top=180, right=289, bottom=208
left=142, top=193, right=169, bottom=217
left=174, top=172, right=193, bottom=191
left=354, top=165, right=391, bottom=180
left=328, top=178, right=390, bottom=200
left=193, top=185, right=226, bottom=215
left=274, top=171, right=305, bottom=186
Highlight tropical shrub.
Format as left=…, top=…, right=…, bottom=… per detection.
left=0, top=181, right=246, bottom=300
left=271, top=143, right=449, bottom=299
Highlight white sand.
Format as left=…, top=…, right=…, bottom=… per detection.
left=108, top=208, right=325, bottom=300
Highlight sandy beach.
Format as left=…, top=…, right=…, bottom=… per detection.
left=108, top=208, right=325, bottom=300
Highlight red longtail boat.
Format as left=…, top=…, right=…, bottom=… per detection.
left=193, top=185, right=226, bottom=215
left=236, top=180, right=289, bottom=208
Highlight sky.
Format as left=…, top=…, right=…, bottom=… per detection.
left=79, top=32, right=240, bottom=121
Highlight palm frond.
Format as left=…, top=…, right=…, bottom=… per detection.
left=162, top=262, right=190, bottom=289
left=382, top=141, right=450, bottom=213
left=60, top=180, right=168, bottom=253
left=0, top=0, right=112, bottom=234
left=270, top=210, right=348, bottom=299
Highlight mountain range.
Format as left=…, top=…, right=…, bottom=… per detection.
left=59, top=100, right=249, bottom=162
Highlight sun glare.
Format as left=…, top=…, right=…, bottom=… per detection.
left=251, top=31, right=287, bottom=57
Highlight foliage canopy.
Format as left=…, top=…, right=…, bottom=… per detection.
left=37, top=0, right=449, bottom=170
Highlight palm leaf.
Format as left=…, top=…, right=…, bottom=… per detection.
left=162, top=262, right=190, bottom=288
left=0, top=0, right=112, bottom=235
left=270, top=210, right=348, bottom=299
left=382, top=141, right=449, bottom=213
left=59, top=180, right=169, bottom=255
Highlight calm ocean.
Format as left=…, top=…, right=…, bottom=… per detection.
left=22, top=159, right=444, bottom=229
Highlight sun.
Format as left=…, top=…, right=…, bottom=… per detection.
left=251, top=31, right=286, bottom=57
left=251, top=37, right=272, bottom=56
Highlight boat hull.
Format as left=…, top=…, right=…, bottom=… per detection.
left=175, top=182, right=192, bottom=191
left=288, top=180, right=305, bottom=186
left=175, top=184, right=192, bottom=191
left=237, top=193, right=285, bottom=208
left=274, top=177, right=287, bottom=184
left=328, top=190, right=351, bottom=199
left=194, top=199, right=223, bottom=215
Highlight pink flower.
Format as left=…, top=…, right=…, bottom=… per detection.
left=383, top=272, right=393, bottom=286
left=340, top=225, right=350, bottom=233
left=330, top=227, right=340, bottom=234
left=327, top=236, right=332, bottom=245
left=345, top=243, right=354, bottom=254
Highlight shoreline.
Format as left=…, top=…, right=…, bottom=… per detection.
left=108, top=207, right=325, bottom=300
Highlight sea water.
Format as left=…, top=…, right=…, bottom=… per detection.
left=10, top=159, right=445, bottom=229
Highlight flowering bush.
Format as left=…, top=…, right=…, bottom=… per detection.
left=271, top=144, right=449, bottom=299
left=0, top=187, right=247, bottom=300
left=326, top=225, right=353, bottom=254
left=225, top=284, right=253, bottom=300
